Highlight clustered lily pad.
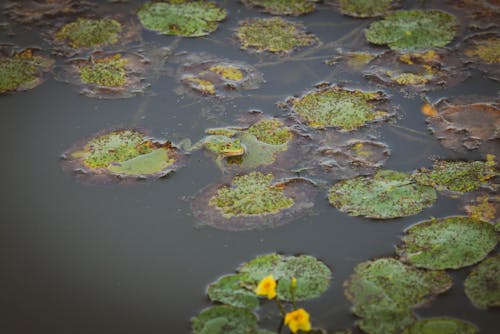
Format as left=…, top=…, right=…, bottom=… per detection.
left=54, top=52, right=150, bottom=98
left=464, top=255, right=500, bottom=309
left=0, top=46, right=54, bottom=94
left=241, top=0, right=317, bottom=16
left=402, top=318, right=478, bottom=334
left=137, top=1, right=226, bottom=37
left=344, top=258, right=452, bottom=334
left=335, top=0, right=398, bottom=18
left=4, top=0, right=94, bottom=25
left=235, top=17, right=317, bottom=54
left=413, top=159, right=498, bottom=194
left=62, top=129, right=186, bottom=182
left=192, top=172, right=316, bottom=230
left=396, top=216, right=498, bottom=269
left=328, top=170, right=436, bottom=219
left=286, top=84, right=391, bottom=130
left=365, top=10, right=458, bottom=51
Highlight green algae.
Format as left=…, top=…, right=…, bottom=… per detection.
left=207, top=274, right=260, bottom=310
left=235, top=17, right=317, bottom=54
left=344, top=258, right=452, bottom=334
left=137, top=1, right=226, bottom=37
left=365, top=10, right=457, bottom=51
left=464, top=255, right=500, bottom=309
left=55, top=17, right=122, bottom=49
left=79, top=54, right=127, bottom=87
left=209, top=172, right=294, bottom=217
left=413, top=160, right=498, bottom=194
left=288, top=85, right=390, bottom=130
left=242, top=0, right=316, bottom=16
left=396, top=216, right=498, bottom=270
left=402, top=318, right=479, bottom=334
left=328, top=170, right=436, bottom=219
left=247, top=119, right=292, bottom=145
left=191, top=306, right=258, bottom=334
left=338, top=0, right=396, bottom=18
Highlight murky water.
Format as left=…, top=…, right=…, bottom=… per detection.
left=0, top=1, right=498, bottom=333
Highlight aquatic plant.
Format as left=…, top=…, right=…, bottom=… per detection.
left=137, top=1, right=226, bottom=37
left=247, top=119, right=292, bottom=145
left=191, top=305, right=258, bottom=334
left=463, top=194, right=499, bottom=224
left=326, top=51, right=377, bottom=70
left=328, top=170, right=436, bottom=219
left=4, top=0, right=94, bottom=25
left=461, top=33, right=500, bottom=81
left=396, top=216, right=498, bottom=270
left=235, top=17, right=317, bottom=54
left=55, top=18, right=122, bottom=49
left=285, top=308, right=311, bottom=333
left=241, top=0, right=316, bottom=16
left=336, top=0, right=397, bottom=18
left=365, top=10, right=457, bottom=51
left=207, top=274, right=260, bottom=310
left=464, top=255, right=500, bottom=309
left=402, top=318, right=479, bottom=334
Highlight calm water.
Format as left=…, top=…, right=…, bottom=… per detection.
left=0, top=1, right=498, bottom=333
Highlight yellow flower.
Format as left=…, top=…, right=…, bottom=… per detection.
left=284, top=308, right=311, bottom=333
left=255, top=274, right=277, bottom=299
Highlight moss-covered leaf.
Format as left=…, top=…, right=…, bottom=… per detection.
left=464, top=254, right=500, bottom=309
left=207, top=274, right=260, bottom=310
left=191, top=306, right=258, bottom=334
left=402, top=317, right=479, bottom=334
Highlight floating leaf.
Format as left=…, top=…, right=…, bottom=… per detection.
left=463, top=193, right=499, bottom=224
left=247, top=119, right=292, bottom=146
left=413, top=160, right=498, bottom=194
left=334, top=0, right=398, bottom=18
left=396, top=216, right=498, bottom=270
left=235, top=17, right=317, bottom=55
left=461, top=32, right=500, bottom=82
left=191, top=306, right=258, bottom=334
left=464, top=255, right=500, bottom=309
left=365, top=10, right=457, bottom=51
left=137, top=1, right=226, bottom=37
left=402, top=317, right=479, bottom=334
left=328, top=170, right=436, bottom=219
left=285, top=84, right=392, bottom=130
left=207, top=274, right=259, bottom=310
left=0, top=46, right=53, bottom=94
left=239, top=254, right=332, bottom=301
left=241, top=0, right=316, bottom=16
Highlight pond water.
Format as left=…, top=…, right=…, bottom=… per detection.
left=0, top=0, right=498, bottom=333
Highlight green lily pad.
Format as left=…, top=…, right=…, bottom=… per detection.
left=247, top=119, right=292, bottom=146
left=464, top=254, right=500, bottom=309
left=235, top=17, right=317, bottom=55
left=286, top=84, right=391, bottom=130
left=344, top=258, right=452, bottom=334
left=137, top=1, right=226, bottom=37
left=413, top=159, right=498, bottom=194
left=335, top=0, right=398, bottom=18
left=328, top=170, right=436, bottom=219
left=241, top=0, right=316, bottom=16
left=402, top=317, right=479, bottom=334
left=191, top=306, right=258, bottom=334
left=0, top=46, right=54, bottom=94
left=238, top=253, right=332, bottom=301
left=365, top=10, right=458, bottom=51
left=396, top=216, right=498, bottom=269
left=207, top=274, right=260, bottom=310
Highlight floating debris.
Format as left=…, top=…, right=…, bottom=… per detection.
left=284, top=84, right=392, bottom=130
left=0, top=46, right=54, bottom=94
left=54, top=52, right=151, bottom=99
left=365, top=10, right=458, bottom=51
left=332, top=0, right=399, bottom=18
left=241, top=0, right=316, bottom=16
left=401, top=318, right=479, bottom=334
left=461, top=33, right=500, bottom=82
left=62, top=129, right=186, bottom=183
left=464, top=255, right=500, bottom=309
left=235, top=17, right=317, bottom=55
left=137, top=1, right=226, bottom=37
left=396, top=216, right=498, bottom=270
left=328, top=170, right=436, bottom=219
left=192, top=172, right=316, bottom=231
left=344, top=258, right=452, bottom=334
left=191, top=305, right=258, bottom=334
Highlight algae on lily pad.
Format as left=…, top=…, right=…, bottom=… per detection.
left=344, top=258, right=452, bottom=334
left=285, top=84, right=392, bottom=130
left=413, top=159, right=498, bottom=194
left=238, top=253, right=332, bottom=301
left=328, top=170, right=436, bottom=219
left=191, top=305, right=258, bottom=334
left=207, top=274, right=260, bottom=310
left=334, top=0, right=398, bottom=18
left=62, top=129, right=186, bottom=183
left=54, top=51, right=151, bottom=99
left=235, top=17, right=317, bottom=55
left=0, top=46, right=54, bottom=94
left=396, top=216, right=498, bottom=270
left=137, top=1, right=226, bottom=37
left=241, top=0, right=317, bottom=16
left=402, top=318, right=479, bottom=334
left=192, top=173, right=316, bottom=230
left=464, top=254, right=500, bottom=309
left=365, top=10, right=458, bottom=51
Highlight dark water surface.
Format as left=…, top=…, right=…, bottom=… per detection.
left=0, top=1, right=498, bottom=333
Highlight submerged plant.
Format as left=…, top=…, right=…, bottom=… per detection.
left=464, top=255, right=500, bottom=309
left=365, top=10, right=458, bottom=51
left=137, top=1, right=226, bottom=37
left=241, top=0, right=316, bottom=16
